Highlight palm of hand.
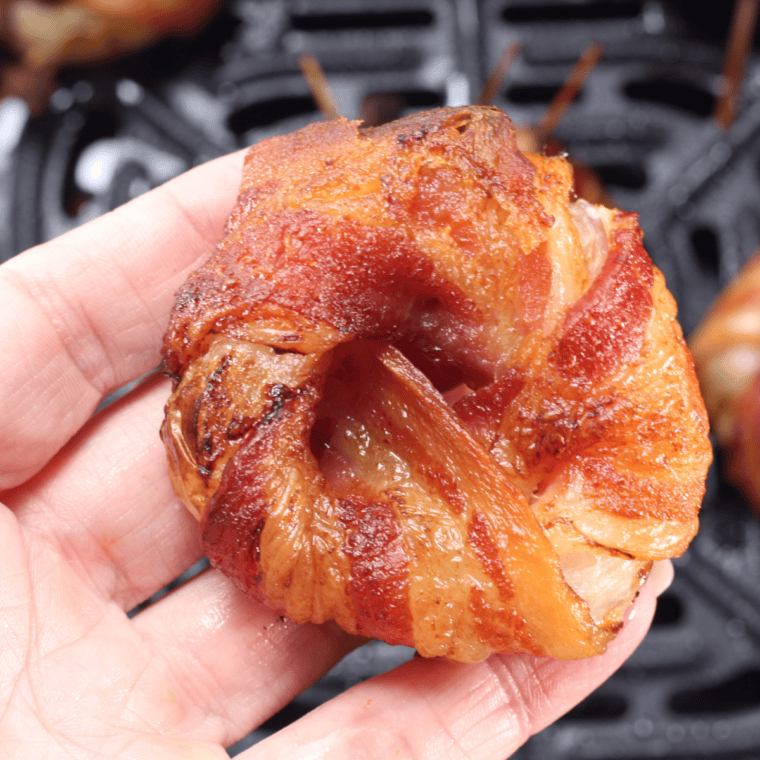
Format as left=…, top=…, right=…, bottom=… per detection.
left=0, top=152, right=661, bottom=760
left=2, top=373, right=359, bottom=759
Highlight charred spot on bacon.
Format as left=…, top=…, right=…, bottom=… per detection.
left=161, top=106, right=711, bottom=662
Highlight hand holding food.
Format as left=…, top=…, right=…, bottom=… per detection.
left=161, top=106, right=711, bottom=662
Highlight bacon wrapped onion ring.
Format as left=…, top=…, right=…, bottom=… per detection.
left=161, top=107, right=711, bottom=662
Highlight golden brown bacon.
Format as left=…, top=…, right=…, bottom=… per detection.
left=691, top=251, right=760, bottom=512
left=162, top=107, right=711, bottom=662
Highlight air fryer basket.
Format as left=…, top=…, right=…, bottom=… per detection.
left=3, top=2, right=760, bottom=757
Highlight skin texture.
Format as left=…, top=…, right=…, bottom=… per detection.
left=162, top=108, right=711, bottom=662
left=0, top=146, right=673, bottom=759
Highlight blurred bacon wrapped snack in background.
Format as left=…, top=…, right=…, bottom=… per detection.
left=691, top=251, right=760, bottom=512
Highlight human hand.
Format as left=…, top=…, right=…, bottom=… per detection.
left=0, top=150, right=672, bottom=759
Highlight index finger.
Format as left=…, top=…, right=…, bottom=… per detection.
left=0, top=149, right=245, bottom=489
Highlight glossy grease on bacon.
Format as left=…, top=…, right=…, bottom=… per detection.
left=161, top=107, right=711, bottom=662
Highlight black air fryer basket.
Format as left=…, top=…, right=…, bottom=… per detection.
left=4, top=2, right=760, bottom=757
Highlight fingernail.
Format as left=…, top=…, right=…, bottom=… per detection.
left=649, top=559, right=674, bottom=597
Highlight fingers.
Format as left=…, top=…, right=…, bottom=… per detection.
left=237, top=579, right=659, bottom=760
left=0, top=149, right=245, bottom=490
left=130, top=568, right=365, bottom=748
left=5, top=372, right=201, bottom=612
left=5, top=464, right=363, bottom=756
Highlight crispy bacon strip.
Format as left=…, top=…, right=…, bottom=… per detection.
left=162, top=107, right=711, bottom=662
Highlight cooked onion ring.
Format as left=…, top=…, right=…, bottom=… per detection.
left=162, top=107, right=711, bottom=662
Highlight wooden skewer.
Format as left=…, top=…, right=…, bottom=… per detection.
left=534, top=41, right=604, bottom=146
left=714, top=0, right=759, bottom=130
left=476, top=41, right=523, bottom=106
left=359, top=92, right=404, bottom=127
left=298, top=53, right=341, bottom=120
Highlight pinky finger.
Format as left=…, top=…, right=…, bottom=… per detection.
left=235, top=572, right=663, bottom=760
